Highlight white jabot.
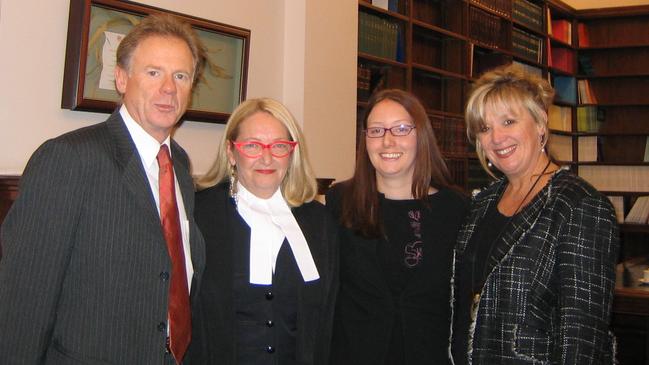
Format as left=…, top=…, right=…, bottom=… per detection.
left=235, top=182, right=320, bottom=285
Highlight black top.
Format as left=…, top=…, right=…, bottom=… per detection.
left=452, top=203, right=511, bottom=365
left=232, top=239, right=302, bottom=365
left=327, top=185, right=468, bottom=365
left=379, top=198, right=428, bottom=364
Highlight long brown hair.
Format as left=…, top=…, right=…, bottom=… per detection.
left=339, top=89, right=455, bottom=238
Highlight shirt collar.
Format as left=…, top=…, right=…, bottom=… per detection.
left=120, top=105, right=171, bottom=168
left=237, top=182, right=282, bottom=210
left=236, top=182, right=320, bottom=284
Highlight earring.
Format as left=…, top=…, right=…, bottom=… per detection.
left=229, top=165, right=238, bottom=205
left=483, top=147, right=493, bottom=168
left=540, top=134, right=547, bottom=153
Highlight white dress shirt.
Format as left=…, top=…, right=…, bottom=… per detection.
left=120, top=105, right=194, bottom=287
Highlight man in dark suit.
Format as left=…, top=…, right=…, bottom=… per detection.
left=0, top=14, right=206, bottom=364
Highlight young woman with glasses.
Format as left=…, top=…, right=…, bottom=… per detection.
left=325, top=89, right=467, bottom=364
left=188, top=98, right=338, bottom=365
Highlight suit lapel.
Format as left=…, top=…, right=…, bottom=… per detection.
left=486, top=184, right=547, bottom=271
left=461, top=177, right=549, bottom=281
left=456, top=181, right=505, bottom=257
left=292, top=206, right=321, bottom=288
left=219, top=189, right=244, bottom=346
left=170, top=141, right=206, bottom=281
left=171, top=141, right=193, bottom=213
left=292, top=205, right=326, bottom=358
left=106, top=112, right=161, bottom=234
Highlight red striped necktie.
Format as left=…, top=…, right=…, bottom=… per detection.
left=157, top=144, right=191, bottom=363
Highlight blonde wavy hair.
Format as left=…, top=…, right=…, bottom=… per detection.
left=465, top=64, right=555, bottom=177
left=197, top=98, right=318, bottom=207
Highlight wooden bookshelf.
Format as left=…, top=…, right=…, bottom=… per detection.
left=546, top=9, right=649, bottom=356
left=357, top=0, right=480, bottom=190
left=573, top=7, right=649, bottom=231
left=356, top=1, right=649, bottom=363
left=355, top=0, right=581, bottom=191
left=0, top=176, right=20, bottom=259
left=575, top=6, right=649, bottom=365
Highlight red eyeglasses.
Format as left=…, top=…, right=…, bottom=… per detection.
left=231, top=140, right=298, bottom=158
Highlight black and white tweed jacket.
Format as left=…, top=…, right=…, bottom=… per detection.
left=451, top=168, right=619, bottom=364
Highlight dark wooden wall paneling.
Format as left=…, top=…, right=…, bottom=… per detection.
left=0, top=175, right=20, bottom=258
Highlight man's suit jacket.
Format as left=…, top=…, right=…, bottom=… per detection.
left=0, top=111, right=205, bottom=364
left=187, top=182, right=338, bottom=365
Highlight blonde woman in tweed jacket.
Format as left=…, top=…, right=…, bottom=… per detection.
left=451, top=65, right=619, bottom=364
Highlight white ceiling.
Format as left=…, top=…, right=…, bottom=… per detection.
left=563, top=0, right=649, bottom=10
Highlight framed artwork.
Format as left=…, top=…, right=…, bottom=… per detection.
left=61, top=0, right=250, bottom=123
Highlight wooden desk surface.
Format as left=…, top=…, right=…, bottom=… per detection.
left=615, top=258, right=649, bottom=315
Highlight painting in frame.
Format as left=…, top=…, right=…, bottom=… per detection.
left=61, top=0, right=250, bottom=123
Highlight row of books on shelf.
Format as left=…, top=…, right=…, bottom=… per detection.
left=431, top=115, right=470, bottom=155
left=445, top=159, right=493, bottom=191
left=469, top=6, right=506, bottom=49
left=550, top=135, right=649, bottom=162
left=580, top=165, right=649, bottom=192
left=577, top=106, right=604, bottom=132
left=512, top=27, right=543, bottom=63
left=470, top=0, right=572, bottom=46
left=358, top=11, right=404, bottom=62
left=549, top=135, right=599, bottom=162
left=577, top=23, right=590, bottom=47
left=548, top=105, right=572, bottom=131
left=369, top=0, right=400, bottom=12
left=548, top=45, right=575, bottom=73
left=609, top=196, right=649, bottom=225
left=548, top=17, right=572, bottom=45
left=470, top=0, right=510, bottom=17
left=548, top=105, right=605, bottom=132
left=554, top=76, right=576, bottom=104
left=356, top=63, right=405, bottom=100
left=472, top=49, right=539, bottom=79
left=471, top=46, right=506, bottom=78
left=357, top=65, right=373, bottom=99
left=553, top=77, right=597, bottom=105
left=577, top=79, right=597, bottom=104
left=512, top=0, right=544, bottom=33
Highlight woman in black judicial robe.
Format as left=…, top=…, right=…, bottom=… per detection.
left=187, top=98, right=338, bottom=365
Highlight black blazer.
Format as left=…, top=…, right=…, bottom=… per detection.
left=188, top=182, right=339, bottom=365
left=0, top=111, right=206, bottom=364
left=451, top=169, right=619, bottom=364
